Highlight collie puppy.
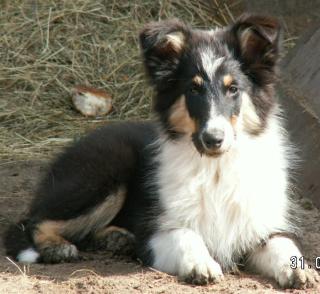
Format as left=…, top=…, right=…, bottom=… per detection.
left=5, top=14, right=319, bottom=289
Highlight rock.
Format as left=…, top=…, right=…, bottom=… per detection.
left=72, top=85, right=112, bottom=117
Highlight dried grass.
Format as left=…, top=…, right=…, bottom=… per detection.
left=1, top=0, right=297, bottom=162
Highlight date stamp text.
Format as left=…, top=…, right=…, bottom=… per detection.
left=290, top=256, right=320, bottom=270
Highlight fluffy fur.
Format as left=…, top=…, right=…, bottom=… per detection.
left=4, top=14, right=319, bottom=289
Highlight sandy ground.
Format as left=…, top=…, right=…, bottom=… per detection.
left=0, top=160, right=320, bottom=294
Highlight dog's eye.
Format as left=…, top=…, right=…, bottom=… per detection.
left=228, top=85, right=238, bottom=96
left=189, top=84, right=201, bottom=95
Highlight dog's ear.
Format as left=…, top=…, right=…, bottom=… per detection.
left=228, top=14, right=282, bottom=85
left=140, top=19, right=190, bottom=88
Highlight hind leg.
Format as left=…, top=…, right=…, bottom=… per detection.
left=80, top=226, right=136, bottom=256
left=33, top=221, right=78, bottom=263
left=31, top=189, right=127, bottom=263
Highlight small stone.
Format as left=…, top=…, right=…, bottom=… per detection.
left=72, top=85, right=112, bottom=117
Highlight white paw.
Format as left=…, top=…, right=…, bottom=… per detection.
left=276, top=265, right=319, bottom=289
left=149, top=229, right=224, bottom=285
left=180, top=255, right=224, bottom=285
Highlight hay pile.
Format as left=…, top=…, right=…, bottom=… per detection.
left=0, top=0, right=261, bottom=161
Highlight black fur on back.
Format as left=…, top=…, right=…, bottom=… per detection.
left=29, top=122, right=156, bottom=221
left=4, top=122, right=160, bottom=261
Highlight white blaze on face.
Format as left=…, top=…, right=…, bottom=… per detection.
left=205, top=103, right=235, bottom=152
left=199, top=48, right=236, bottom=152
left=200, top=48, right=225, bottom=80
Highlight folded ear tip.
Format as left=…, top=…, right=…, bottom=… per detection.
left=139, top=19, right=190, bottom=86
left=227, top=13, right=282, bottom=81
left=235, top=13, right=281, bottom=31
left=139, top=19, right=190, bottom=53
left=233, top=13, right=281, bottom=45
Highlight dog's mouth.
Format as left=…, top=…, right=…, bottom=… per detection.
left=199, top=148, right=227, bottom=158
left=202, top=149, right=225, bottom=157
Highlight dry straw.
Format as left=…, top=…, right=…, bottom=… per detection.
left=0, top=0, right=248, bottom=161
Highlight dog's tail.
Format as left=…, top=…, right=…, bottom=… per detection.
left=4, top=220, right=39, bottom=263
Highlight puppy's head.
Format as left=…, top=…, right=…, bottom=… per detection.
left=140, top=15, right=281, bottom=157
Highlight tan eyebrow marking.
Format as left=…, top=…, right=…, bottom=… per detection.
left=192, top=75, right=203, bottom=86
left=223, top=74, right=233, bottom=87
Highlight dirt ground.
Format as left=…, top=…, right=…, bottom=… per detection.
left=0, top=160, right=319, bottom=294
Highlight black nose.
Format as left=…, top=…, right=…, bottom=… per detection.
left=201, top=130, right=224, bottom=149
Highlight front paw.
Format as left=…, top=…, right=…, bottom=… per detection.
left=180, top=256, right=224, bottom=285
left=277, top=265, right=319, bottom=289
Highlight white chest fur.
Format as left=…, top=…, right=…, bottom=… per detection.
left=155, top=116, right=294, bottom=268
